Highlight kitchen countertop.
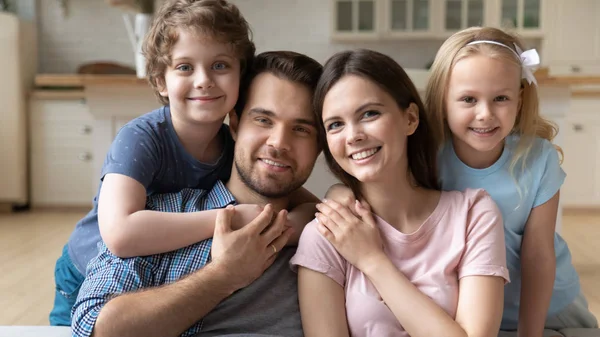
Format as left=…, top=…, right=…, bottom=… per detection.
left=34, top=74, right=150, bottom=87
left=31, top=73, right=600, bottom=101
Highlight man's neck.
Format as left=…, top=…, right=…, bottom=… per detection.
left=225, top=171, right=291, bottom=212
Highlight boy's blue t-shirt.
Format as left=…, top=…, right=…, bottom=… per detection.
left=438, top=134, right=580, bottom=330
left=67, top=106, right=234, bottom=274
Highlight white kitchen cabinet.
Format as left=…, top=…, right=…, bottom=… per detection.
left=560, top=95, right=600, bottom=208
left=561, top=118, right=600, bottom=207
left=542, top=0, right=600, bottom=76
left=29, top=98, right=96, bottom=207
left=331, top=0, right=379, bottom=40
left=331, top=0, right=543, bottom=40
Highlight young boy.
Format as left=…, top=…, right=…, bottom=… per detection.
left=50, top=0, right=317, bottom=326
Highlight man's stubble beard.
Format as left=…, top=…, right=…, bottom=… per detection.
left=234, top=153, right=310, bottom=199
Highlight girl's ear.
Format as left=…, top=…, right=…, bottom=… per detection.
left=405, top=103, right=420, bottom=136
left=228, top=109, right=239, bottom=141
left=518, top=87, right=524, bottom=114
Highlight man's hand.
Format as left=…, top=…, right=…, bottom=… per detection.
left=211, top=204, right=294, bottom=291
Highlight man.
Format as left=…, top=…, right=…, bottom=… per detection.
left=72, top=51, right=323, bottom=337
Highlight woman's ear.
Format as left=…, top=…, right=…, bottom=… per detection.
left=228, top=109, right=239, bottom=141
left=405, top=103, right=420, bottom=136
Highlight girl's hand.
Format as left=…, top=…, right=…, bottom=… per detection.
left=315, top=199, right=385, bottom=271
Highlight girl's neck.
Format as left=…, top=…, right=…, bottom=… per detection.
left=452, top=136, right=505, bottom=169
left=171, top=116, right=224, bottom=164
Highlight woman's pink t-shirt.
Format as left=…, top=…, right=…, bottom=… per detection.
left=290, top=189, right=510, bottom=337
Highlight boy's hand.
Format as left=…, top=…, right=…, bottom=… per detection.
left=324, top=184, right=356, bottom=214
left=230, top=204, right=264, bottom=230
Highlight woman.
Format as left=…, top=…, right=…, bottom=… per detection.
left=290, top=49, right=510, bottom=337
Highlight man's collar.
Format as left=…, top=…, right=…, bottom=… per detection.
left=205, top=180, right=237, bottom=209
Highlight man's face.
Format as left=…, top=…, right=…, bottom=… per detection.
left=231, top=72, right=320, bottom=198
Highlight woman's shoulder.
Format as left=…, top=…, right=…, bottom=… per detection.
left=441, top=188, right=501, bottom=216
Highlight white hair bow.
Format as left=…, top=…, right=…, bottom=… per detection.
left=466, top=40, right=541, bottom=86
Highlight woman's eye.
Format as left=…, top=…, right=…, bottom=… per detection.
left=362, top=110, right=380, bottom=119
left=326, top=121, right=342, bottom=131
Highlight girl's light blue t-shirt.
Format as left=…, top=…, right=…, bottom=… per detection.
left=438, top=134, right=579, bottom=330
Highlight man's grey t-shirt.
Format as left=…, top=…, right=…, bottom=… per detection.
left=197, top=248, right=303, bottom=337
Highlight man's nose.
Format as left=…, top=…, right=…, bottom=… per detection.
left=266, top=126, right=292, bottom=152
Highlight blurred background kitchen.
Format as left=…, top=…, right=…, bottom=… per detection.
left=1, top=0, right=599, bottom=326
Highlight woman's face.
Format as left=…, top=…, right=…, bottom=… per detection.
left=321, top=75, right=419, bottom=183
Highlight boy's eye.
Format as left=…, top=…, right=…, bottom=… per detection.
left=213, top=62, right=228, bottom=70
left=176, top=64, right=192, bottom=72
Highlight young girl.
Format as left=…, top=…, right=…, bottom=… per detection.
left=425, top=27, right=598, bottom=335
left=291, top=49, right=510, bottom=337
left=50, top=0, right=316, bottom=326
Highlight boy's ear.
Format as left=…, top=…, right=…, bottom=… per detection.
left=228, top=109, right=239, bottom=141
left=157, top=78, right=168, bottom=97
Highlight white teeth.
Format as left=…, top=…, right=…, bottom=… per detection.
left=351, top=148, right=378, bottom=160
left=263, top=159, right=286, bottom=167
left=471, top=127, right=496, bottom=133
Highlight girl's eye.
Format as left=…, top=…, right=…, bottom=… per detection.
left=461, top=97, right=476, bottom=104
left=326, top=121, right=342, bottom=131
left=213, top=62, right=228, bottom=70
left=495, top=96, right=509, bottom=102
left=176, top=64, right=192, bottom=72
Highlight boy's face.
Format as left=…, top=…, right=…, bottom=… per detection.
left=159, top=28, right=241, bottom=126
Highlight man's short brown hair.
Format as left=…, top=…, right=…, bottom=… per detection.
left=142, top=0, right=256, bottom=105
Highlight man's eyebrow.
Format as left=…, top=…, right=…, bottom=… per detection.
left=248, top=108, right=317, bottom=127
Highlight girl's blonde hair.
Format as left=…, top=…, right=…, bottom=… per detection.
left=425, top=26, right=561, bottom=178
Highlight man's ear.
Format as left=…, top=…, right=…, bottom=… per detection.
left=405, top=103, right=420, bottom=136
left=228, top=109, right=239, bottom=141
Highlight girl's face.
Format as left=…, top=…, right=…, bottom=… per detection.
left=445, top=54, right=522, bottom=168
left=321, top=75, right=418, bottom=183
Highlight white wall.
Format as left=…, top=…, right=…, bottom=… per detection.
left=37, top=0, right=445, bottom=73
